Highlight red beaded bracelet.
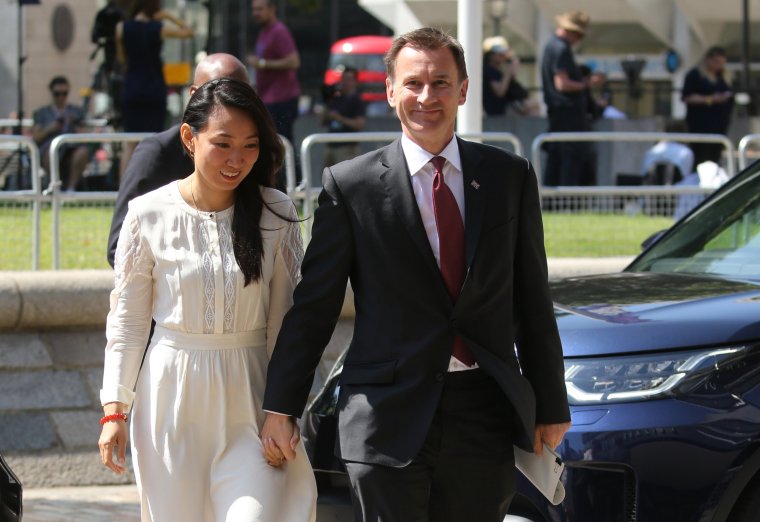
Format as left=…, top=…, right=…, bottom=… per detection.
left=100, top=413, right=128, bottom=425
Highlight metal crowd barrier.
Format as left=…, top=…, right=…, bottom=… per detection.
left=280, top=135, right=297, bottom=195
left=537, top=184, right=716, bottom=256
left=531, top=132, right=736, bottom=182
left=0, top=118, right=34, bottom=129
left=0, top=118, right=110, bottom=130
left=48, top=132, right=152, bottom=269
left=298, top=132, right=523, bottom=238
left=0, top=135, right=42, bottom=270
left=529, top=132, right=733, bottom=256
left=46, top=132, right=295, bottom=269
left=738, top=134, right=760, bottom=171
left=0, top=129, right=751, bottom=269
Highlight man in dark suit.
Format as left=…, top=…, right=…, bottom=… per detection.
left=106, top=53, right=249, bottom=267
left=261, top=27, right=570, bottom=521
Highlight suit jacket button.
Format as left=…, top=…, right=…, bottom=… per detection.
left=435, top=372, right=445, bottom=382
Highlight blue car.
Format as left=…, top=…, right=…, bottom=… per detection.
left=304, top=159, right=760, bottom=521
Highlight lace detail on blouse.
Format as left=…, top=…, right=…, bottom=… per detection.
left=219, top=218, right=236, bottom=333
left=197, top=220, right=215, bottom=334
left=279, top=219, right=304, bottom=286
left=113, top=209, right=152, bottom=293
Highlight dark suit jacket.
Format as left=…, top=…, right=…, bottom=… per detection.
left=107, top=124, right=193, bottom=267
left=263, top=137, right=570, bottom=466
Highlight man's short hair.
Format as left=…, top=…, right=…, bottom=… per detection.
left=705, top=46, right=727, bottom=60
left=384, top=27, right=467, bottom=82
left=49, top=76, right=69, bottom=92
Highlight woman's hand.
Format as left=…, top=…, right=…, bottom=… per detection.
left=98, top=405, right=129, bottom=474
left=261, top=413, right=300, bottom=467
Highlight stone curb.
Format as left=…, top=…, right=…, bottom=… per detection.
left=0, top=271, right=113, bottom=331
left=0, top=258, right=633, bottom=332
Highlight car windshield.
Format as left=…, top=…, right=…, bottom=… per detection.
left=629, top=162, right=760, bottom=280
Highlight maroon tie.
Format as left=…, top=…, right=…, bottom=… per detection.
left=431, top=156, right=475, bottom=366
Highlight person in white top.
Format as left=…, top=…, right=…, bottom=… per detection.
left=98, top=77, right=317, bottom=521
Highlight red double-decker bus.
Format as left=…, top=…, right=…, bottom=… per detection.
left=324, top=35, right=393, bottom=114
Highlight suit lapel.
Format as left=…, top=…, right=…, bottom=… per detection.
left=379, top=140, right=441, bottom=276
left=458, top=137, right=485, bottom=268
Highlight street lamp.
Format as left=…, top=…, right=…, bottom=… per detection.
left=621, top=56, right=646, bottom=118
left=487, top=0, right=507, bottom=36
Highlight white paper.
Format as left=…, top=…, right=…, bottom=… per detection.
left=513, top=444, right=566, bottom=505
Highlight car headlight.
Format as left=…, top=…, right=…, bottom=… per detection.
left=564, top=346, right=746, bottom=404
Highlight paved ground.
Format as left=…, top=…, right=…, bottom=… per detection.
left=23, top=485, right=140, bottom=522
left=22, top=484, right=355, bottom=522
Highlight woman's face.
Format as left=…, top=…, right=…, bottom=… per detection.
left=182, top=104, right=260, bottom=195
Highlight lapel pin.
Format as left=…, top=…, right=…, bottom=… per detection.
left=470, top=180, right=480, bottom=190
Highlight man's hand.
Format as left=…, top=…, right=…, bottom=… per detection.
left=260, top=412, right=299, bottom=467
left=534, top=422, right=571, bottom=455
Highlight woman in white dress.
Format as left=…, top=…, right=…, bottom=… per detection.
left=97, top=77, right=317, bottom=521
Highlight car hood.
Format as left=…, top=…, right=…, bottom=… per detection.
left=550, top=272, right=760, bottom=357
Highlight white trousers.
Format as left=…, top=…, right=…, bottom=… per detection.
left=130, top=328, right=317, bottom=522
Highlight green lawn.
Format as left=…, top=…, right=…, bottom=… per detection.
left=0, top=204, right=113, bottom=270
left=543, top=212, right=674, bottom=257
left=0, top=204, right=675, bottom=270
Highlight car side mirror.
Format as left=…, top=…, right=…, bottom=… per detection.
left=641, top=230, right=666, bottom=250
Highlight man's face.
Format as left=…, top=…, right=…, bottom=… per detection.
left=386, top=46, right=468, bottom=154
left=50, top=83, right=69, bottom=108
left=341, top=71, right=357, bottom=92
left=252, top=0, right=274, bottom=26
left=567, top=30, right=584, bottom=47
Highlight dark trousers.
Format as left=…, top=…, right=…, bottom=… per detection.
left=343, top=369, right=516, bottom=522
left=266, top=97, right=300, bottom=193
left=544, top=108, right=593, bottom=187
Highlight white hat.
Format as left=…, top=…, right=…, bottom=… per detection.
left=482, top=36, right=510, bottom=54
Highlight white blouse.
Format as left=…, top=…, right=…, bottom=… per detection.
left=101, top=181, right=303, bottom=408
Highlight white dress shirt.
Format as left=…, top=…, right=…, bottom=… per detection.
left=401, top=134, right=477, bottom=372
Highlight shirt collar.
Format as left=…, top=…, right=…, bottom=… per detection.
left=401, top=134, right=462, bottom=176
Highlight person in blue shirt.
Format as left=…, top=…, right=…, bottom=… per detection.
left=32, top=76, right=89, bottom=191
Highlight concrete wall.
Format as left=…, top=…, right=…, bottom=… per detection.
left=23, top=1, right=100, bottom=118
left=0, top=4, right=20, bottom=120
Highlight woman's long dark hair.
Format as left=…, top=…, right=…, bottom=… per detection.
left=182, top=77, right=287, bottom=286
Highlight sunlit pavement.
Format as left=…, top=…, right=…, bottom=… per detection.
left=23, top=485, right=140, bottom=522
